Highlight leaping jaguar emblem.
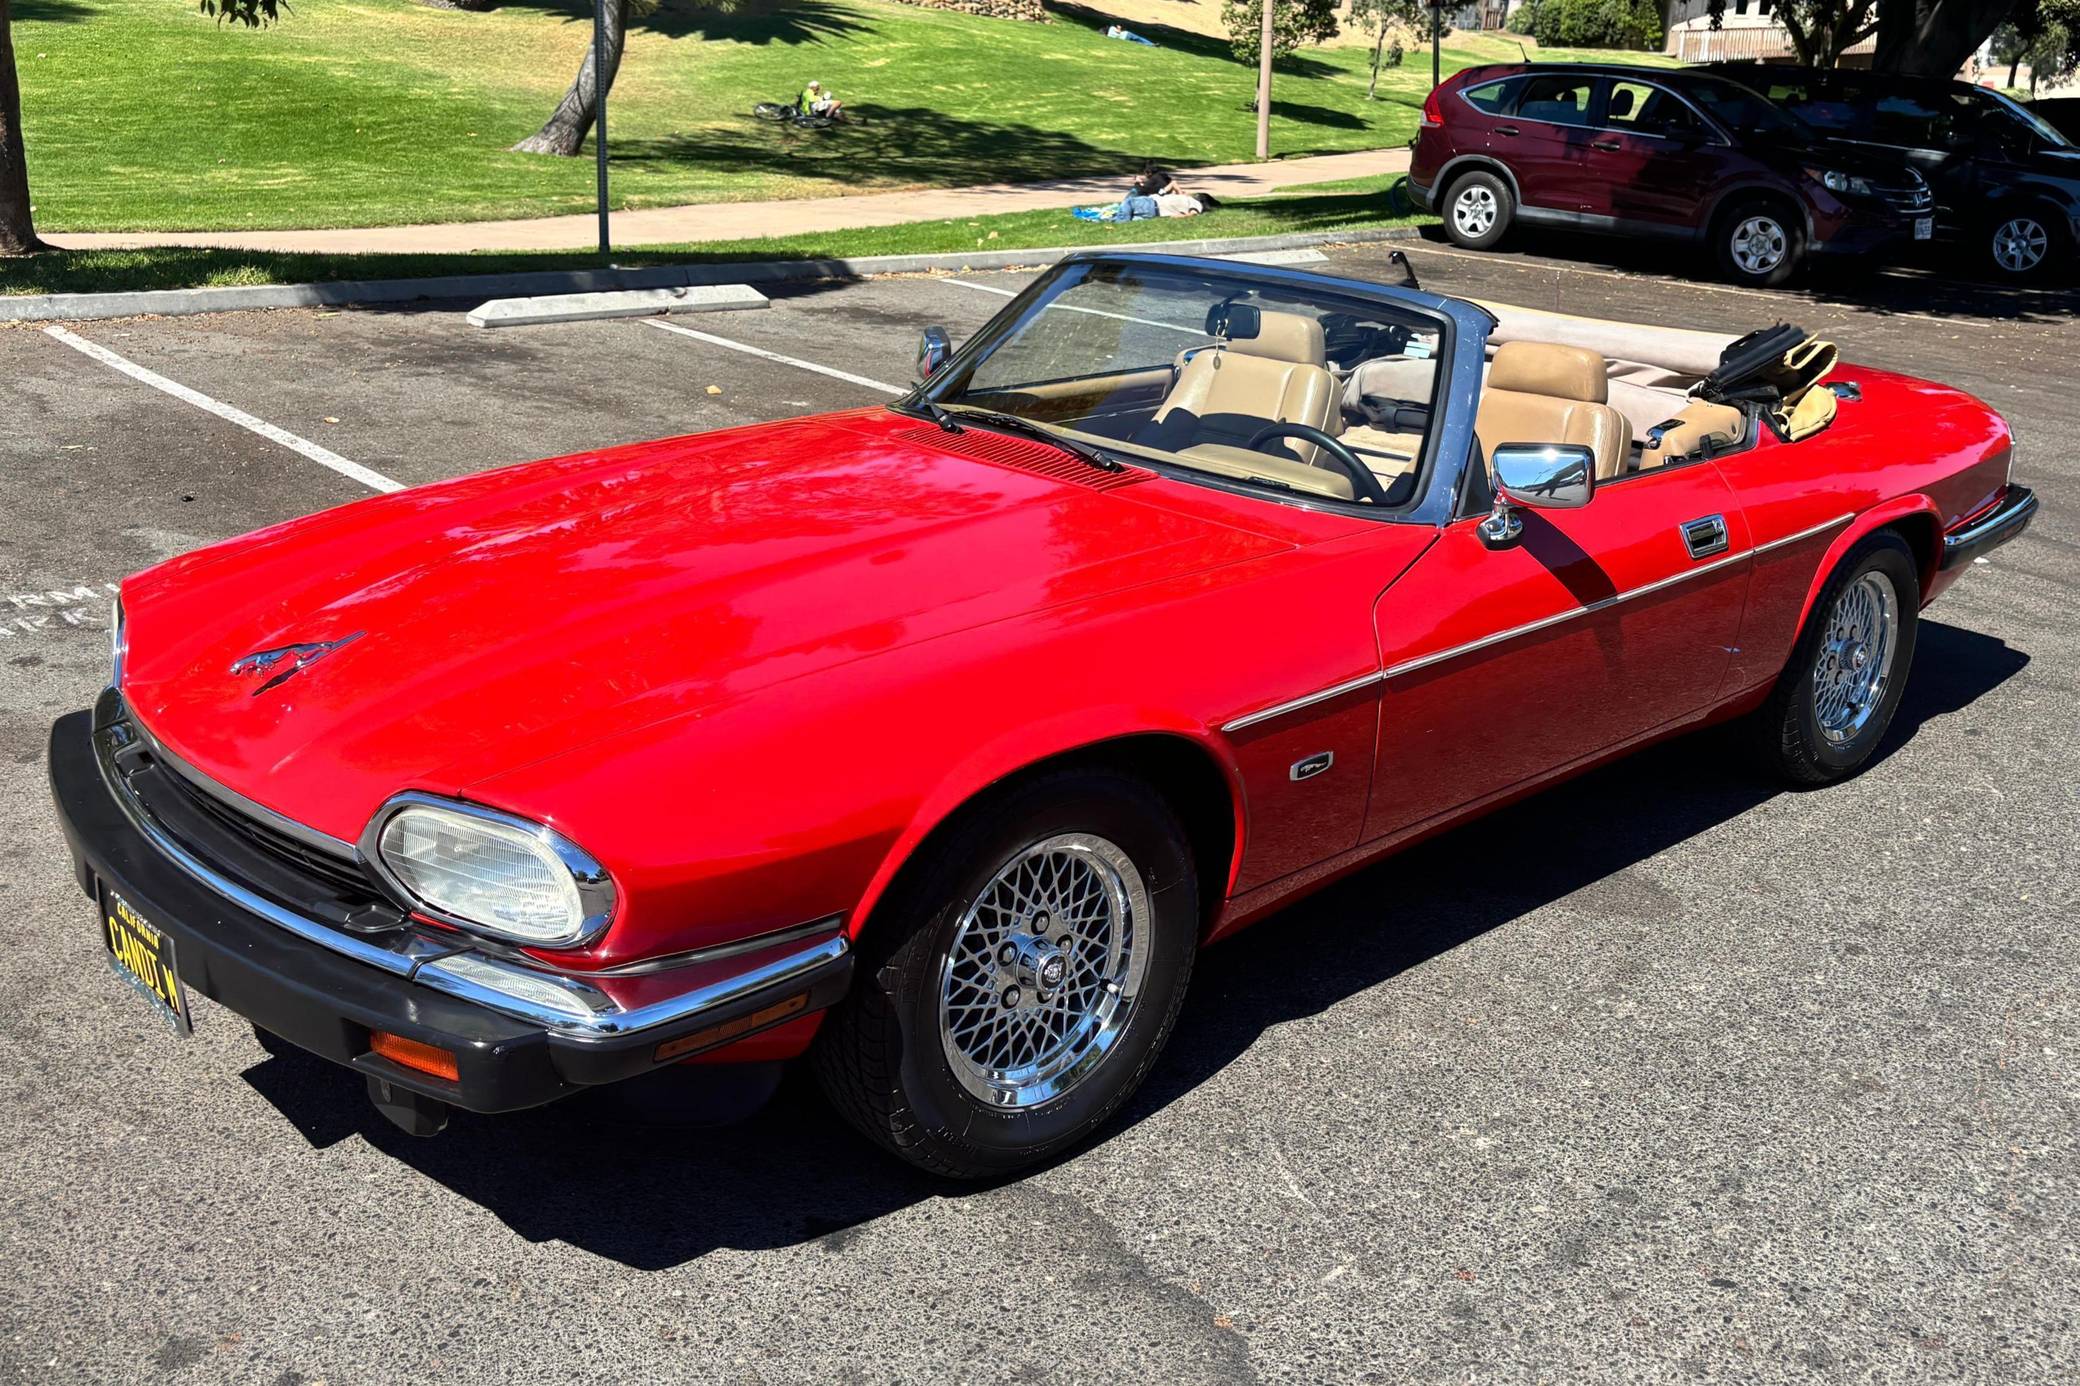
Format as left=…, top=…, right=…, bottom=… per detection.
left=228, top=632, right=365, bottom=696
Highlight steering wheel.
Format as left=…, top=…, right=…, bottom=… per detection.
left=1243, top=423, right=1390, bottom=505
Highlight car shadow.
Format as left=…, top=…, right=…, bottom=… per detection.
left=1416, top=226, right=2080, bottom=324
left=239, top=620, right=2025, bottom=1269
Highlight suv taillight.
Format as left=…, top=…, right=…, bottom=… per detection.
left=1421, top=87, right=1444, bottom=127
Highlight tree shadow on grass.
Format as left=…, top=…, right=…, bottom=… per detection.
left=238, top=620, right=2025, bottom=1269
left=617, top=104, right=1147, bottom=192
left=494, top=0, right=872, bottom=44
left=14, top=0, right=95, bottom=20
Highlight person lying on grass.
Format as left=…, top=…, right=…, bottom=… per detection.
left=1073, top=191, right=1220, bottom=222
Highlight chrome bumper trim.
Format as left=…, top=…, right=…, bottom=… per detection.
left=95, top=706, right=849, bottom=1038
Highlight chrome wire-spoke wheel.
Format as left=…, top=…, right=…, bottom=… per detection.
left=936, top=833, right=1150, bottom=1109
left=1730, top=215, right=1789, bottom=275
left=1453, top=186, right=1498, bottom=238
left=1992, top=216, right=2049, bottom=274
left=1812, top=571, right=1899, bottom=745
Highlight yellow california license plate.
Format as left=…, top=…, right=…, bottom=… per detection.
left=100, top=886, right=191, bottom=1035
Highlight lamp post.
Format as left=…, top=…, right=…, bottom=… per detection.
left=594, top=0, right=611, bottom=256
left=1430, top=0, right=1441, bottom=91
left=1255, top=0, right=1274, bottom=160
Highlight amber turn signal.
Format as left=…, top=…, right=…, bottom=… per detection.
left=653, top=992, right=809, bottom=1064
left=369, top=1030, right=461, bottom=1083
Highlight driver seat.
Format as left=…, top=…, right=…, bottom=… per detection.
left=1141, top=311, right=1340, bottom=465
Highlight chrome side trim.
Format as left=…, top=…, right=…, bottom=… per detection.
left=1752, top=513, right=1854, bottom=555
left=417, top=935, right=852, bottom=1038
left=1221, top=671, right=1384, bottom=734
left=581, top=914, right=846, bottom=977
left=127, top=708, right=359, bottom=859
left=1212, top=517, right=1855, bottom=727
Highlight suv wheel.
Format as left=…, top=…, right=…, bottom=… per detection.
left=1714, top=198, right=1803, bottom=288
left=1443, top=170, right=1513, bottom=251
left=1987, top=210, right=2059, bottom=278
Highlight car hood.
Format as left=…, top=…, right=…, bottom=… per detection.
left=119, top=411, right=1293, bottom=840
left=1798, top=138, right=1925, bottom=183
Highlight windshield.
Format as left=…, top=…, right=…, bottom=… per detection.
left=1985, top=89, right=2074, bottom=148
left=1680, top=75, right=1814, bottom=142
left=913, top=261, right=1446, bottom=509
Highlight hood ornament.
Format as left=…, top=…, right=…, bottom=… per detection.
left=228, top=632, right=364, bottom=696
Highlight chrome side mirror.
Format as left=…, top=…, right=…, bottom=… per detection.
left=917, top=326, right=951, bottom=380
left=1479, top=443, right=1596, bottom=548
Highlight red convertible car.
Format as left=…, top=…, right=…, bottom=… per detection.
left=50, top=253, right=2034, bottom=1177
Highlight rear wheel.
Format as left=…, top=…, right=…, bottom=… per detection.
left=1750, top=533, right=1919, bottom=785
left=814, top=769, right=1198, bottom=1178
left=1714, top=198, right=1803, bottom=288
left=1443, top=170, right=1513, bottom=251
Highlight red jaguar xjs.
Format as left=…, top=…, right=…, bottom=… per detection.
left=50, top=253, right=2034, bottom=1177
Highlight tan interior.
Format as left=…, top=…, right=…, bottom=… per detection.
left=1474, top=342, right=1631, bottom=482
left=1150, top=310, right=1340, bottom=464
left=1638, top=400, right=1747, bottom=470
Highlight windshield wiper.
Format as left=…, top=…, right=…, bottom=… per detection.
left=912, top=398, right=963, bottom=433
left=946, top=408, right=1126, bottom=473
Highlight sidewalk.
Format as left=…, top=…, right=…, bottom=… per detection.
left=48, top=149, right=1411, bottom=255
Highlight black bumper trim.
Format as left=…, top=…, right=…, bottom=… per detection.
left=1942, top=485, right=2037, bottom=570
left=48, top=708, right=853, bottom=1114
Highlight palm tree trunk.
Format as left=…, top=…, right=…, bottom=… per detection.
left=511, top=0, right=627, bottom=156
left=0, top=0, right=45, bottom=256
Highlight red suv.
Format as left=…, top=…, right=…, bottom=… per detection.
left=1409, top=64, right=1934, bottom=287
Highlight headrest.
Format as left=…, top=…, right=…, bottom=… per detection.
left=1228, top=311, right=1326, bottom=367
left=1488, top=341, right=1609, bottom=404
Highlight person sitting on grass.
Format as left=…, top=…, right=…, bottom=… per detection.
left=797, top=80, right=842, bottom=119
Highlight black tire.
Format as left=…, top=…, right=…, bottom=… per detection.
left=1749, top=532, right=1920, bottom=785
left=1713, top=196, right=1804, bottom=288
left=813, top=768, right=1198, bottom=1179
left=1441, top=169, right=1513, bottom=251
left=1984, top=206, right=2063, bottom=280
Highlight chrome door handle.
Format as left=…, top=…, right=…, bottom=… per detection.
left=1681, top=514, right=1730, bottom=560
left=1493, top=124, right=1520, bottom=137
left=1590, top=137, right=1622, bottom=151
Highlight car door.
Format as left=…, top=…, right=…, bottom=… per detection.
left=1591, top=80, right=1723, bottom=230
left=1496, top=72, right=1601, bottom=214
left=1361, top=461, right=1750, bottom=845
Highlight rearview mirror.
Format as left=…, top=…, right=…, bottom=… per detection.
left=1479, top=443, right=1596, bottom=548
left=917, top=326, right=951, bottom=380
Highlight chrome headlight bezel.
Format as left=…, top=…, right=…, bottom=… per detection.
left=1817, top=168, right=1873, bottom=198
left=359, top=792, right=617, bottom=949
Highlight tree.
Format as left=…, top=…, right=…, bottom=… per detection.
left=1, top=0, right=38, bottom=255
left=1223, top=0, right=1340, bottom=76
left=1774, top=0, right=1880, bottom=66
left=1682, top=0, right=2024, bottom=75
left=1350, top=0, right=1441, bottom=98
left=513, top=0, right=631, bottom=156
left=1991, top=0, right=2080, bottom=90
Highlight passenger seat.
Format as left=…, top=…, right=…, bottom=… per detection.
left=1473, top=342, right=1630, bottom=481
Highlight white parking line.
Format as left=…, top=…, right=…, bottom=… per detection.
left=641, top=319, right=904, bottom=394
left=43, top=327, right=403, bottom=494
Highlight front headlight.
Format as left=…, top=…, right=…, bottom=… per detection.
left=110, top=595, right=126, bottom=688
left=364, top=795, right=616, bottom=948
left=1815, top=169, right=1874, bottom=197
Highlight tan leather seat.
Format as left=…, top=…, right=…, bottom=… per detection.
left=1638, top=400, right=1746, bottom=470
left=1474, top=341, right=1630, bottom=482
left=1145, top=311, right=1339, bottom=464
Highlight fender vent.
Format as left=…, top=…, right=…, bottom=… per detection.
left=894, top=426, right=1152, bottom=492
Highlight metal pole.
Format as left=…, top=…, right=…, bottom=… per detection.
left=594, top=0, right=610, bottom=257
left=1430, top=2, right=1440, bottom=91
left=1255, top=0, right=1274, bottom=160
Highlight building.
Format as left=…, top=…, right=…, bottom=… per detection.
left=1662, top=0, right=1878, bottom=66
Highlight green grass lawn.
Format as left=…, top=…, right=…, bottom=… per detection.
left=0, top=176, right=1431, bottom=294
left=12, top=0, right=1654, bottom=233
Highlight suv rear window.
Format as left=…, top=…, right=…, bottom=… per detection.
left=1460, top=79, right=1515, bottom=115
left=1516, top=74, right=1595, bottom=127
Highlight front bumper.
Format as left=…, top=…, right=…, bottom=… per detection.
left=48, top=698, right=853, bottom=1117
left=1942, top=484, right=2038, bottom=570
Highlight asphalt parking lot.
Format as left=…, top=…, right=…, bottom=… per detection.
left=2, top=243, right=2074, bottom=1385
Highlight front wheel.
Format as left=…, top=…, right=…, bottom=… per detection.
left=814, top=769, right=1198, bottom=1178
left=1986, top=209, right=2060, bottom=279
left=1749, top=533, right=1920, bottom=785
left=1715, top=199, right=1804, bottom=288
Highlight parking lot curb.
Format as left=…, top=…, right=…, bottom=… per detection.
left=465, top=283, right=770, bottom=328
left=0, top=226, right=1424, bottom=323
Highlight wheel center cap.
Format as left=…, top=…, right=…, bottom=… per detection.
left=1005, top=931, right=1068, bottom=1001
